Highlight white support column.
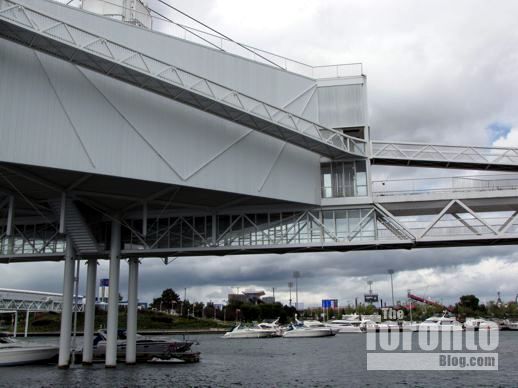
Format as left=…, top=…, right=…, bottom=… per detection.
left=24, top=310, right=29, bottom=337
left=82, top=258, right=97, bottom=365
left=105, top=221, right=121, bottom=368
left=59, top=192, right=66, bottom=234
left=126, top=257, right=139, bottom=365
left=58, top=236, right=75, bottom=368
left=13, top=311, right=18, bottom=338
left=6, top=196, right=14, bottom=254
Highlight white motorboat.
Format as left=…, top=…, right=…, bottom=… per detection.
left=325, top=319, right=363, bottom=333
left=377, top=321, right=401, bottom=331
left=401, top=321, right=420, bottom=332
left=283, top=317, right=337, bottom=338
left=504, top=320, right=518, bottom=331
left=464, top=318, right=499, bottom=331
left=223, top=323, right=281, bottom=339
left=93, top=330, right=195, bottom=360
left=0, top=336, right=59, bottom=366
left=419, top=314, right=463, bottom=331
left=360, top=319, right=378, bottom=332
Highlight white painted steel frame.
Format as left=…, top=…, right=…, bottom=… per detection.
left=371, top=141, right=518, bottom=171
left=0, top=0, right=367, bottom=160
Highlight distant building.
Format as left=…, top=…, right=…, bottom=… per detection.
left=228, top=290, right=267, bottom=304
left=262, top=296, right=276, bottom=304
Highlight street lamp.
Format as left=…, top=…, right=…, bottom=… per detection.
left=288, top=282, right=293, bottom=306
left=293, top=271, right=301, bottom=310
left=388, top=269, right=395, bottom=307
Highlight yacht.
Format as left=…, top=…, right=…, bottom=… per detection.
left=0, top=335, right=59, bottom=366
left=325, top=319, right=363, bottom=333
left=223, top=322, right=281, bottom=339
left=503, top=320, right=518, bottom=331
left=283, top=317, right=337, bottom=338
left=360, top=319, right=378, bottom=332
left=419, top=314, right=463, bottom=331
left=464, top=318, right=499, bottom=331
left=92, top=330, right=195, bottom=360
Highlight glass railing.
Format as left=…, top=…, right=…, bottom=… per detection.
left=373, top=174, right=518, bottom=197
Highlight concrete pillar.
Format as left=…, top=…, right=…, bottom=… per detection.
left=58, top=236, right=75, bottom=368
left=126, top=258, right=139, bottom=365
left=82, top=258, right=97, bottom=365
left=105, top=221, right=121, bottom=368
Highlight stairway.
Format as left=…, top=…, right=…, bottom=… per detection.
left=48, top=198, right=99, bottom=254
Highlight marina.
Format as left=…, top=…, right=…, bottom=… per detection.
left=0, top=0, right=516, bottom=385
left=0, top=333, right=517, bottom=386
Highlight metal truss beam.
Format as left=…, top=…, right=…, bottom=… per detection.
left=371, top=141, right=518, bottom=171
left=0, top=1, right=366, bottom=160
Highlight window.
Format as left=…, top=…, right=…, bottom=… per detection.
left=320, top=160, right=369, bottom=198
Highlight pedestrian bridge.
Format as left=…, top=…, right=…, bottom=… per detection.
left=0, top=0, right=516, bottom=368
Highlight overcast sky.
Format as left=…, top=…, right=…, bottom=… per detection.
left=2, top=0, right=518, bottom=307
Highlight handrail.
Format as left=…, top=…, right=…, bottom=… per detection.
left=0, top=0, right=367, bottom=158
left=52, top=0, right=363, bottom=79
left=373, top=174, right=518, bottom=196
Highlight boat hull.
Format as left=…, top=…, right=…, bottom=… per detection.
left=0, top=346, right=59, bottom=366
left=283, top=329, right=335, bottom=338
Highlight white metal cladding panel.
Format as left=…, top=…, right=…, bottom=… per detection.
left=317, top=84, right=366, bottom=128
left=15, top=0, right=317, bottom=111
left=0, top=39, right=321, bottom=204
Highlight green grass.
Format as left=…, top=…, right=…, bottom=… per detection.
left=1, top=309, right=232, bottom=334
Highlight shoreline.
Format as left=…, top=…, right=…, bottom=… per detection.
left=3, top=328, right=229, bottom=337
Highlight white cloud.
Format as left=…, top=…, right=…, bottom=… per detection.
left=2, top=0, right=518, bottom=308
left=493, top=127, right=518, bottom=147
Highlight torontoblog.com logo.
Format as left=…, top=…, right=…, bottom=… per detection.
left=366, top=308, right=499, bottom=371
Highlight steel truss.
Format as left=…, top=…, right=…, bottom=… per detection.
left=0, top=0, right=366, bottom=159
left=371, top=141, right=518, bottom=171
left=115, top=199, right=518, bottom=257
left=0, top=297, right=83, bottom=312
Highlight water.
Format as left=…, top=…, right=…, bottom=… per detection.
left=1, top=332, right=518, bottom=387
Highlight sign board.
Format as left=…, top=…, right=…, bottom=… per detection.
left=364, top=294, right=379, bottom=303
left=322, top=299, right=338, bottom=309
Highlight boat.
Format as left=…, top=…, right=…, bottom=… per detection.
left=377, top=321, right=401, bottom=331
left=325, top=319, right=363, bottom=333
left=0, top=335, right=59, bottom=366
left=418, top=314, right=463, bottom=331
left=503, top=320, right=518, bottom=331
left=401, top=321, right=420, bottom=332
left=282, top=317, right=337, bottom=338
left=223, top=322, right=281, bottom=339
left=360, top=319, right=378, bottom=332
left=464, top=318, right=499, bottom=331
left=92, top=330, right=197, bottom=362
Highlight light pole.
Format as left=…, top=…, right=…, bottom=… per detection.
left=288, top=282, right=293, bottom=306
left=293, top=271, right=300, bottom=310
left=388, top=269, right=395, bottom=307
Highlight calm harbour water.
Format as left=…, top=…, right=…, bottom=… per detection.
left=1, top=332, right=518, bottom=387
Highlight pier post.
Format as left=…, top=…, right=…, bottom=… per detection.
left=126, top=257, right=139, bottom=365
left=58, top=236, right=75, bottom=368
left=82, top=258, right=97, bottom=365
left=105, top=221, right=121, bottom=368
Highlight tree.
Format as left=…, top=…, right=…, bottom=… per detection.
left=160, top=288, right=180, bottom=311
left=459, top=295, right=480, bottom=311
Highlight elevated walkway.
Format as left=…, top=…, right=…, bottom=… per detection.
left=371, top=141, right=518, bottom=171
left=0, top=0, right=366, bottom=160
